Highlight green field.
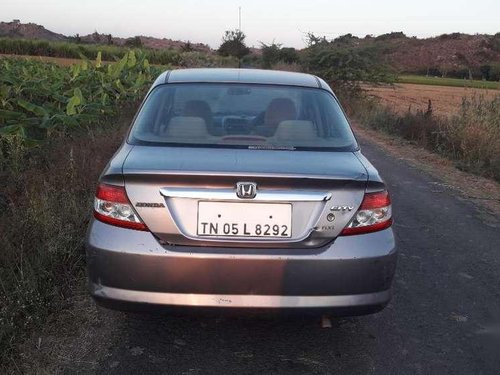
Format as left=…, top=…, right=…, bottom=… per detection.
left=398, top=75, right=499, bottom=89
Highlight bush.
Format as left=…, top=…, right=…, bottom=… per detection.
left=260, top=43, right=300, bottom=69
left=261, top=42, right=282, bottom=68
left=302, top=34, right=394, bottom=96
left=279, top=47, right=300, bottom=64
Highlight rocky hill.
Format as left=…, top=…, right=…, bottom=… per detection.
left=330, top=32, right=500, bottom=76
left=0, top=19, right=66, bottom=41
left=0, top=20, right=211, bottom=53
left=78, top=32, right=211, bottom=53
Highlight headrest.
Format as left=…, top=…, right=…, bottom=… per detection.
left=273, top=120, right=318, bottom=141
left=165, top=116, right=209, bottom=139
left=264, top=98, right=297, bottom=126
left=183, top=100, right=212, bottom=125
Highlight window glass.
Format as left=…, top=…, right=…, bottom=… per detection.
left=129, top=83, right=358, bottom=151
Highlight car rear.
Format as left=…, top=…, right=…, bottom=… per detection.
left=86, top=69, right=397, bottom=315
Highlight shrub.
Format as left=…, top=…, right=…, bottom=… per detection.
left=302, top=34, right=394, bottom=96
left=261, top=42, right=282, bottom=68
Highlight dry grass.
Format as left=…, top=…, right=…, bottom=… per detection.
left=362, top=83, right=499, bottom=117
left=0, top=106, right=135, bottom=371
left=345, top=93, right=500, bottom=181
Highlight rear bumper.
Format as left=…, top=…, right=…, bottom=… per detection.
left=86, top=219, right=397, bottom=314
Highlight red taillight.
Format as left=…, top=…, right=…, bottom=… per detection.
left=341, top=191, right=392, bottom=236
left=95, top=184, right=129, bottom=204
left=93, top=183, right=147, bottom=231
left=359, top=190, right=391, bottom=210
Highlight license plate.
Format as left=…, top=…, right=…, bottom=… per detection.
left=197, top=202, right=292, bottom=238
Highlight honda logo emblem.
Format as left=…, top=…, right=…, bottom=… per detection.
left=236, top=182, right=257, bottom=199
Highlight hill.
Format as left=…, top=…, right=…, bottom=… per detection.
left=1, top=20, right=499, bottom=78
left=0, top=19, right=66, bottom=41
left=329, top=32, right=500, bottom=78
left=0, top=19, right=211, bottom=53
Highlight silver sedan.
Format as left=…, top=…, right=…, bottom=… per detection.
left=86, top=68, right=397, bottom=315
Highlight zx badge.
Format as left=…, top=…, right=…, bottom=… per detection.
left=330, top=205, right=354, bottom=212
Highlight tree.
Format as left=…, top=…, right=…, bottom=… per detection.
left=217, top=30, right=250, bottom=60
left=261, top=42, right=282, bottom=68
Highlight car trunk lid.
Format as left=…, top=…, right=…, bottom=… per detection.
left=123, top=146, right=368, bottom=248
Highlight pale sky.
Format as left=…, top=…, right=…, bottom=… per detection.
left=2, top=0, right=499, bottom=48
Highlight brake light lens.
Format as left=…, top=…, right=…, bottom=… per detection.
left=341, top=191, right=392, bottom=235
left=93, top=183, right=147, bottom=231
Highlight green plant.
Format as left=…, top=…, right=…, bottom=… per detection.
left=0, top=51, right=161, bottom=144
left=217, top=30, right=250, bottom=60
left=302, top=33, right=394, bottom=96
left=260, top=42, right=282, bottom=68
left=260, top=43, right=300, bottom=69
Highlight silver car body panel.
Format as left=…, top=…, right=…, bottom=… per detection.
left=87, top=219, right=396, bottom=310
left=92, top=287, right=391, bottom=309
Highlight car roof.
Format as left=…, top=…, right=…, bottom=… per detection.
left=151, top=68, right=333, bottom=93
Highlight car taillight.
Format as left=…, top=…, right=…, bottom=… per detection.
left=93, top=183, right=147, bottom=231
left=341, top=191, right=392, bottom=236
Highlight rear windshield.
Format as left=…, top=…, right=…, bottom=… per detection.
left=128, top=83, right=358, bottom=151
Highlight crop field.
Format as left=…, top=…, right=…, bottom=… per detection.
left=0, top=52, right=162, bottom=142
left=0, top=53, right=106, bottom=66
left=398, top=74, right=500, bottom=90
left=0, top=37, right=237, bottom=68
left=362, top=82, right=499, bottom=117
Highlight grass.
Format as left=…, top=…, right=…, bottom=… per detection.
left=398, top=75, right=499, bottom=90
left=0, top=107, right=134, bottom=372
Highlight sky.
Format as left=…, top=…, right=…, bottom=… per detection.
left=2, top=0, right=499, bottom=48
